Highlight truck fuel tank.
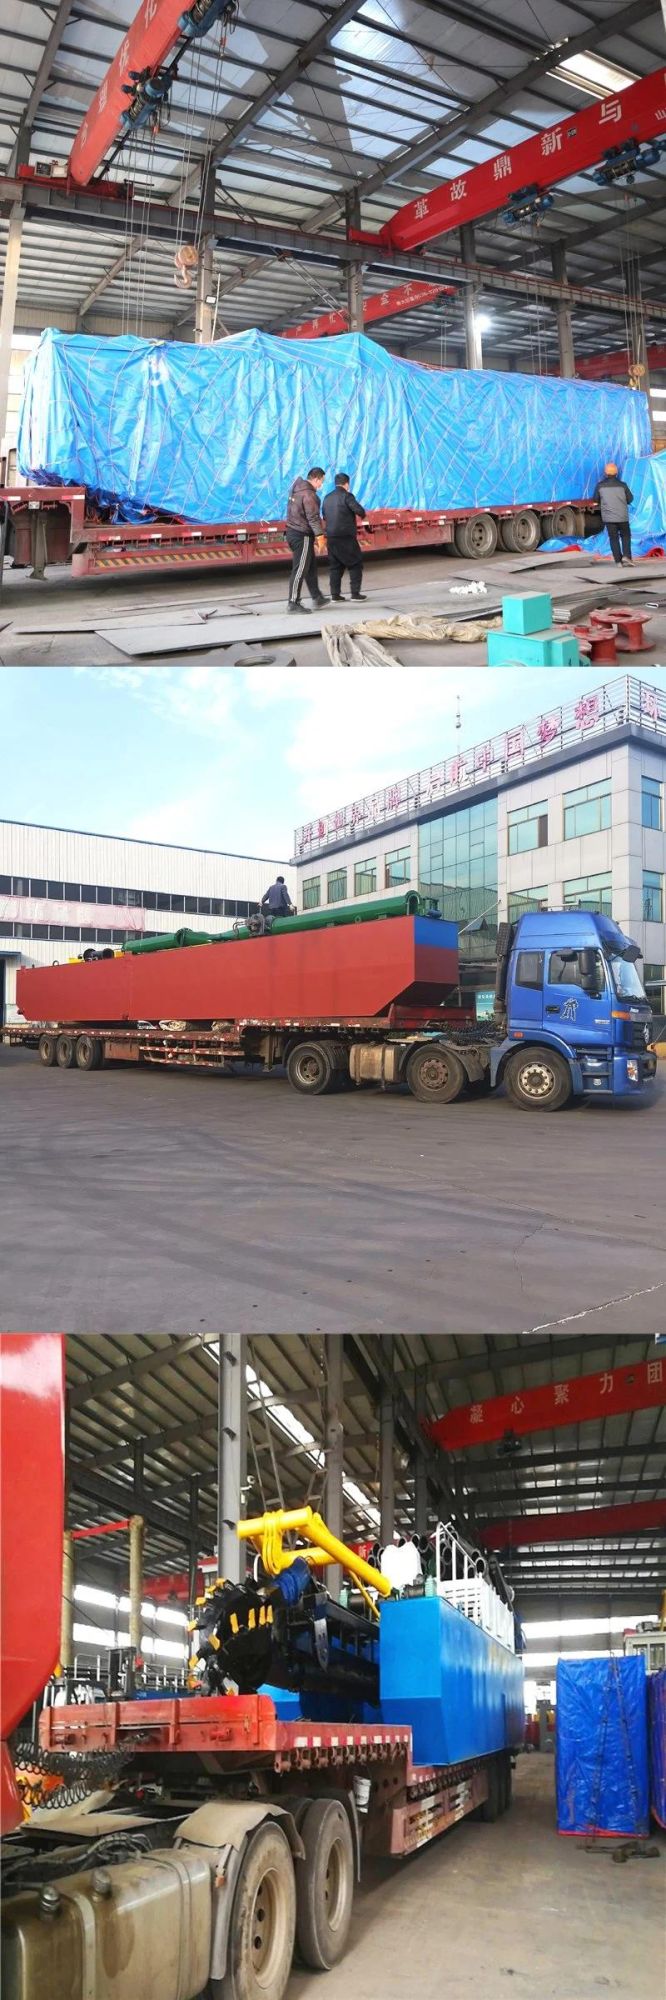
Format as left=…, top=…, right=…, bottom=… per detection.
left=1, top=1847, right=212, bottom=2000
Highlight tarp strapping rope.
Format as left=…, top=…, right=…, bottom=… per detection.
left=17, top=328, right=650, bottom=527
left=541, top=451, right=666, bottom=559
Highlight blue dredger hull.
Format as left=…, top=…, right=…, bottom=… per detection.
left=379, top=1596, right=524, bottom=1769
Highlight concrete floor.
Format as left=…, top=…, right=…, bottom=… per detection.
left=2, top=545, right=666, bottom=666
left=1, top=1047, right=664, bottom=1335
left=292, top=1756, right=664, bottom=2000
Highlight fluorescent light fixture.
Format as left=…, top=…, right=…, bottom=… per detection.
left=474, top=313, right=492, bottom=334
left=522, top=1614, right=655, bottom=1640
left=525, top=1648, right=622, bottom=1668
left=549, top=50, right=637, bottom=99
left=649, top=388, right=666, bottom=397
left=245, top=1362, right=381, bottom=1529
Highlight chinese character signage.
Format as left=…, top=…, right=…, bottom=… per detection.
left=294, top=677, right=666, bottom=858
left=425, top=1358, right=666, bottom=1452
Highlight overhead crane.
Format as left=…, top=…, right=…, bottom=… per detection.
left=426, top=1357, right=666, bottom=1454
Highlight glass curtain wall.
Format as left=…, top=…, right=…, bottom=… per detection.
left=418, top=800, right=498, bottom=962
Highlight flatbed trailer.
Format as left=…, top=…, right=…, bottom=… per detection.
left=0, top=483, right=599, bottom=580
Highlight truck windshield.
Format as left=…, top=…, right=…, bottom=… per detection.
left=608, top=956, right=648, bottom=1002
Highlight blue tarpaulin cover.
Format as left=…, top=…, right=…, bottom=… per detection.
left=17, top=327, right=651, bottom=526
left=556, top=1658, right=649, bottom=1836
left=649, top=1668, right=666, bottom=1828
left=541, top=449, right=666, bottom=559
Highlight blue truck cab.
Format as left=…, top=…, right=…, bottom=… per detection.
left=492, top=909, right=656, bottom=1109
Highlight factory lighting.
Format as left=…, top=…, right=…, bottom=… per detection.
left=474, top=313, right=492, bottom=334
left=245, top=1361, right=381, bottom=1530
left=549, top=51, right=637, bottom=99
left=522, top=1614, right=656, bottom=1639
left=72, top=1622, right=187, bottom=1661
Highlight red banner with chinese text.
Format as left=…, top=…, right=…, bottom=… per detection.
left=425, top=1358, right=666, bottom=1452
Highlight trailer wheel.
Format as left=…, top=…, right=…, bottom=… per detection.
left=38, top=1033, right=58, bottom=1067
left=75, top=1034, right=102, bottom=1072
left=504, top=1046, right=572, bottom=1111
left=219, top=1822, right=296, bottom=2000
left=551, top=504, right=577, bottom=538
left=454, top=513, right=498, bottom=559
left=286, top=1041, right=335, bottom=1095
left=500, top=509, right=540, bottom=553
left=406, top=1044, right=465, bottom=1104
left=296, top=1798, right=354, bottom=1970
left=481, top=1756, right=501, bottom=1822
left=55, top=1033, right=76, bottom=1069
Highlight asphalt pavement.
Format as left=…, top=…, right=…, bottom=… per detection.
left=1, top=1047, right=664, bottom=1335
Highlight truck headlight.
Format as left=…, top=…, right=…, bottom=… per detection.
left=627, top=1059, right=639, bottom=1082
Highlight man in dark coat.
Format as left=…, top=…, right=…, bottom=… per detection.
left=322, top=472, right=367, bottom=601
left=285, top=467, right=328, bottom=611
left=592, top=462, right=634, bottom=565
left=261, top=876, right=295, bottom=918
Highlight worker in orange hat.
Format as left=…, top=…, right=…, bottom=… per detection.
left=592, top=462, right=634, bottom=565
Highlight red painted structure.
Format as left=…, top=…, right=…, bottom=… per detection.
left=69, top=0, right=199, bottom=186
left=480, top=1498, right=666, bottom=1548
left=16, top=917, right=460, bottom=1030
left=372, top=67, right=666, bottom=252
left=281, top=281, right=453, bottom=341
left=426, top=1358, right=666, bottom=1452
left=0, top=1334, right=65, bottom=1833
left=577, top=344, right=666, bottom=379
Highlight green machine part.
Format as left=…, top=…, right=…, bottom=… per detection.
left=123, top=893, right=424, bottom=955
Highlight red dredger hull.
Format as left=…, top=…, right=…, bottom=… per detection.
left=16, top=917, right=459, bottom=1027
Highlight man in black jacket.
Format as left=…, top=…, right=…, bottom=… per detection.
left=322, top=473, right=367, bottom=601
left=285, top=467, right=328, bottom=611
left=261, top=875, right=295, bottom=918
left=592, top=462, right=634, bottom=565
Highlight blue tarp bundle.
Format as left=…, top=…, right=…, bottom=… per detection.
left=541, top=449, right=666, bottom=559
left=17, top=326, right=651, bottom=527
left=556, top=1658, right=649, bottom=1837
left=649, top=1668, right=666, bottom=1828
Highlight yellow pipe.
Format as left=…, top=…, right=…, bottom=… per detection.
left=237, top=1506, right=391, bottom=1600
left=59, top=1530, right=74, bottom=1672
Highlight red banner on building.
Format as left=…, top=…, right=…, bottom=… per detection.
left=426, top=1357, right=666, bottom=1453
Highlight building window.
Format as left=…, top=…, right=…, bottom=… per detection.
left=81, top=884, right=98, bottom=903
left=563, top=778, right=611, bottom=839
left=31, top=924, right=49, bottom=939
left=97, top=886, right=112, bottom=904
left=563, top=872, right=613, bottom=917
left=643, top=870, right=664, bottom=923
left=0, top=875, right=11, bottom=895
left=64, top=882, right=81, bottom=901
left=419, top=798, right=498, bottom=959
left=170, top=895, right=185, bottom=914
left=643, top=963, right=665, bottom=1013
left=507, top=801, right=547, bottom=854
left=13, top=876, right=30, bottom=895
left=30, top=878, right=47, bottom=897
left=327, top=868, right=347, bottom=905
left=142, top=891, right=157, bottom=910
left=80, top=928, right=96, bottom=943
left=302, top=876, right=321, bottom=910
left=354, top=859, right=377, bottom=897
left=197, top=897, right=211, bottom=916
left=157, top=892, right=170, bottom=911
left=48, top=925, right=64, bottom=940
left=507, top=888, right=548, bottom=923
left=385, top=846, right=411, bottom=886
left=642, top=777, right=663, bottom=832
left=0, top=922, right=14, bottom=937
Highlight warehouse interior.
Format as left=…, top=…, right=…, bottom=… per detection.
left=1, top=1, right=666, bottom=664
left=2, top=1332, right=664, bottom=2000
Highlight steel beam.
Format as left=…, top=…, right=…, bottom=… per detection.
left=0, top=203, right=24, bottom=473
left=68, top=1458, right=208, bottom=1546
left=551, top=242, right=575, bottom=379
left=413, top=1372, right=428, bottom=1540
left=280, top=278, right=451, bottom=340
left=481, top=1498, right=666, bottom=1547
left=78, top=241, right=142, bottom=322
left=378, top=66, right=666, bottom=252
left=578, top=342, right=666, bottom=378
left=380, top=1360, right=395, bottom=1548
left=8, top=0, right=76, bottom=173
left=428, top=1359, right=666, bottom=1453
left=324, top=1336, right=344, bottom=1599
left=68, top=1333, right=217, bottom=1409
left=217, top=1335, right=246, bottom=1585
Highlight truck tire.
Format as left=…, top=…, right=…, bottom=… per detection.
left=481, top=1755, right=501, bottom=1822
left=75, top=1034, right=102, bottom=1072
left=38, top=1033, right=58, bottom=1067
left=55, top=1033, right=76, bottom=1069
left=406, top=1043, right=465, bottom=1104
left=504, top=1046, right=573, bottom=1111
left=286, top=1041, right=335, bottom=1095
left=296, top=1798, right=354, bottom=1970
left=500, top=509, right=540, bottom=553
left=551, top=504, right=577, bottom=538
left=218, top=1822, right=296, bottom=2000
left=454, top=513, right=498, bottom=559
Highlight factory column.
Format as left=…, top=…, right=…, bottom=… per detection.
left=380, top=1348, right=395, bottom=1547
left=461, top=223, right=483, bottom=370
left=217, top=1335, right=247, bottom=1584
left=345, top=191, right=364, bottom=333
left=551, top=242, right=575, bottom=379
left=0, top=203, right=24, bottom=479
left=324, top=1335, right=344, bottom=1600
left=195, top=162, right=216, bottom=344
left=188, top=1472, right=200, bottom=1616
left=414, top=1370, right=428, bottom=1541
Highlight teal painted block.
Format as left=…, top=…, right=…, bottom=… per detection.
left=487, top=628, right=580, bottom=667
left=502, top=593, right=553, bottom=635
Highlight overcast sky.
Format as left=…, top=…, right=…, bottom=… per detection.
left=3, top=665, right=666, bottom=861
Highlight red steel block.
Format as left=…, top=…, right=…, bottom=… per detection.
left=16, top=917, right=459, bottom=1030
left=427, top=1356, right=666, bottom=1451
left=573, top=621, right=618, bottom=663
left=379, top=66, right=666, bottom=251
left=590, top=607, right=652, bottom=651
